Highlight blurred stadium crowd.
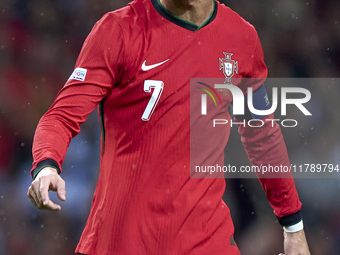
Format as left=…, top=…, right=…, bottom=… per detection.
left=0, top=0, right=339, bottom=254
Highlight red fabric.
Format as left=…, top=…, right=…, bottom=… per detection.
left=238, top=114, right=302, bottom=218
left=32, top=0, right=301, bottom=254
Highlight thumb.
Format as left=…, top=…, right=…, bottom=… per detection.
left=56, top=179, right=66, bottom=201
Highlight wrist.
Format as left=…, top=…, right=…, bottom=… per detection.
left=283, top=220, right=304, bottom=233
left=36, top=167, right=59, bottom=179
left=32, top=158, right=61, bottom=179
left=278, top=210, right=302, bottom=226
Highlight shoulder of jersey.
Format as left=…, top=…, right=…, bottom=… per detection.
left=105, top=0, right=151, bottom=28
left=217, top=2, right=257, bottom=34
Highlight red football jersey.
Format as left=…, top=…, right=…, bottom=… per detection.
left=31, top=0, right=302, bottom=254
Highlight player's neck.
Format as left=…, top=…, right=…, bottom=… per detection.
left=160, top=0, right=215, bottom=27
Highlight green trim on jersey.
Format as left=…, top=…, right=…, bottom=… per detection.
left=156, top=0, right=199, bottom=28
left=99, top=100, right=106, bottom=154
left=152, top=0, right=217, bottom=31
left=198, top=6, right=216, bottom=29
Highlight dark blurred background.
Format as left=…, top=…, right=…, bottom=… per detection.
left=0, top=0, right=339, bottom=254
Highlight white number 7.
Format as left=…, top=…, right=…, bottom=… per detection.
left=141, top=80, right=164, bottom=121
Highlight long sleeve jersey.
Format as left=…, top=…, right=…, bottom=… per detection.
left=31, top=0, right=302, bottom=254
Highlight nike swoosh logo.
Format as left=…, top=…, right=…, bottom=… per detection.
left=141, top=59, right=169, bottom=71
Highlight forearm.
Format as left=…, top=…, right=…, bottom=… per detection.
left=238, top=113, right=302, bottom=220
left=31, top=83, right=107, bottom=179
left=31, top=13, right=125, bottom=180
left=31, top=115, right=71, bottom=178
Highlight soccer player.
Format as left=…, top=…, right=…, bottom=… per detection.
left=27, top=0, right=310, bottom=254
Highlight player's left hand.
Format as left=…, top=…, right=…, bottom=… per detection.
left=279, top=229, right=310, bottom=255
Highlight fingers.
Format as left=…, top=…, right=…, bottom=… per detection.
left=27, top=187, right=61, bottom=211
left=39, top=177, right=63, bottom=211
left=56, top=179, right=66, bottom=201
left=41, top=198, right=61, bottom=211
left=27, top=189, right=38, bottom=208
left=29, top=180, right=43, bottom=205
left=40, top=177, right=50, bottom=205
left=27, top=173, right=66, bottom=211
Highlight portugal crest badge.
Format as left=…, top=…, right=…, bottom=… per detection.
left=219, top=52, right=238, bottom=84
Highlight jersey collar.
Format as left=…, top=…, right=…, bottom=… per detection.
left=151, top=0, right=218, bottom=31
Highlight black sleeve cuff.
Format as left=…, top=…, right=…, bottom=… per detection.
left=277, top=210, right=302, bottom=226
left=32, top=159, right=61, bottom=180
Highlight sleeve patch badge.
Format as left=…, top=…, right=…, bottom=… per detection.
left=69, top=67, right=87, bottom=81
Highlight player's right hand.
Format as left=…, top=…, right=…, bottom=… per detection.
left=27, top=167, right=66, bottom=211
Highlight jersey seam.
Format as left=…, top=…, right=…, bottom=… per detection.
left=97, top=14, right=127, bottom=156
left=108, top=13, right=128, bottom=79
